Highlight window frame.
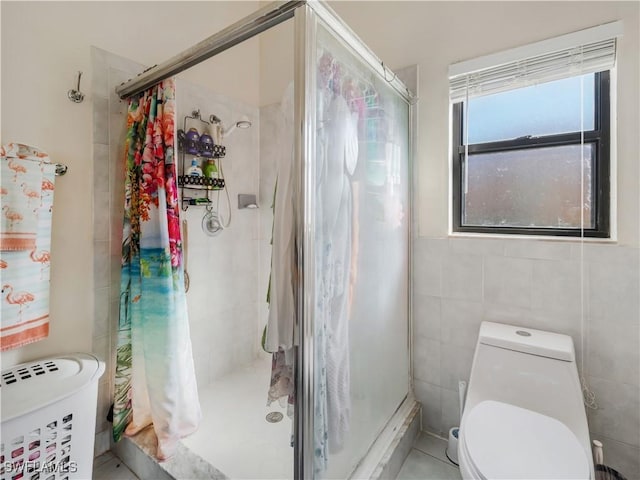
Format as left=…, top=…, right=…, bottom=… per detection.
left=451, top=71, right=610, bottom=238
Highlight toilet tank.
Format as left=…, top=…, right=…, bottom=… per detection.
left=465, top=322, right=589, bottom=447
left=478, top=321, right=575, bottom=361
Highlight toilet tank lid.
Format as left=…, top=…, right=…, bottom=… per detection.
left=479, top=322, right=575, bottom=361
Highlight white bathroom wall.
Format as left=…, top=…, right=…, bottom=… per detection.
left=412, top=238, right=640, bottom=475
left=1, top=0, right=260, bottom=368
left=176, top=79, right=263, bottom=389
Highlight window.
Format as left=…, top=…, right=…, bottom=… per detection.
left=448, top=22, right=621, bottom=238
left=452, top=72, right=610, bottom=237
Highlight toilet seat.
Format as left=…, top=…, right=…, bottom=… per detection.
left=461, top=400, right=590, bottom=479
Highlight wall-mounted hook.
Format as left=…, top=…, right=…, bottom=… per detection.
left=68, top=71, right=85, bottom=103
left=55, top=163, right=68, bottom=176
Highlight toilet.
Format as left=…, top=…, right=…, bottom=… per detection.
left=458, top=321, right=594, bottom=480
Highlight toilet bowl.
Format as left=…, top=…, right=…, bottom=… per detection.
left=458, top=322, right=594, bottom=479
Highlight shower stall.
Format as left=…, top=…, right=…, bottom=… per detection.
left=111, top=1, right=415, bottom=478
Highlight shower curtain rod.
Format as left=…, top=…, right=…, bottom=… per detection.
left=115, top=0, right=305, bottom=99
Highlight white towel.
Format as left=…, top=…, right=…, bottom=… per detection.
left=265, top=83, right=297, bottom=352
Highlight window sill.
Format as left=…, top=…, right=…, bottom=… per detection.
left=448, top=231, right=617, bottom=244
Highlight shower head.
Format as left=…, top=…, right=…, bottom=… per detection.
left=223, top=116, right=252, bottom=138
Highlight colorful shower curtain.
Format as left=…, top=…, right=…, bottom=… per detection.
left=113, top=78, right=201, bottom=460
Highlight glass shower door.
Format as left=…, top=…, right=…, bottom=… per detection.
left=295, top=4, right=412, bottom=478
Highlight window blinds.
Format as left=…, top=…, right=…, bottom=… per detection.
left=449, top=21, right=622, bottom=101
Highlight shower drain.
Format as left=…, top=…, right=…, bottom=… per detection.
left=266, top=411, right=284, bottom=423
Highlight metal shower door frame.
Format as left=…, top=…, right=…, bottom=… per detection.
left=293, top=4, right=317, bottom=478
left=294, top=2, right=415, bottom=479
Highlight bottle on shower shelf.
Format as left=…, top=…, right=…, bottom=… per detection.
left=186, top=158, right=203, bottom=177
left=202, top=159, right=218, bottom=180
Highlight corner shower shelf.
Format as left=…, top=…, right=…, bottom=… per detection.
left=178, top=147, right=226, bottom=159
left=177, top=140, right=227, bottom=159
left=177, top=127, right=227, bottom=210
left=178, top=176, right=225, bottom=190
left=178, top=176, right=225, bottom=211
left=189, top=144, right=226, bottom=158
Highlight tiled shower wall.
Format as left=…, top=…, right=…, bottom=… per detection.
left=175, top=79, right=263, bottom=389
left=412, top=236, right=640, bottom=476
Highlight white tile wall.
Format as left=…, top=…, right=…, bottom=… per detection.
left=440, top=299, right=483, bottom=348
left=589, top=259, right=639, bottom=320
left=587, top=376, right=640, bottom=447
left=175, top=78, right=268, bottom=390
left=441, top=253, right=483, bottom=301
left=483, top=256, right=532, bottom=308
left=413, top=294, right=440, bottom=341
left=413, top=240, right=443, bottom=297
left=413, top=338, right=440, bottom=385
left=587, top=314, right=640, bottom=386
left=439, top=343, right=474, bottom=392
left=440, top=387, right=460, bottom=435
left=414, top=380, right=441, bottom=434
left=531, top=259, right=582, bottom=313
left=450, top=237, right=504, bottom=256
left=412, top=236, right=640, bottom=477
left=504, top=239, right=572, bottom=260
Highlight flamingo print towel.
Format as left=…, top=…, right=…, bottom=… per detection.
left=1, top=143, right=56, bottom=351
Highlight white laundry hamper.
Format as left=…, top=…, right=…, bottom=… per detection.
left=1, top=353, right=105, bottom=480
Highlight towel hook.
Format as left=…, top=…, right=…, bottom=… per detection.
left=55, top=164, right=68, bottom=176
left=68, top=71, right=85, bottom=103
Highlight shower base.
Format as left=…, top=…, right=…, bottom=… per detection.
left=112, top=354, right=291, bottom=479
left=111, top=355, right=420, bottom=480
left=181, top=355, right=292, bottom=479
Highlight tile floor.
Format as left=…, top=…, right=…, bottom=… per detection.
left=397, top=432, right=462, bottom=480
left=93, top=451, right=139, bottom=480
